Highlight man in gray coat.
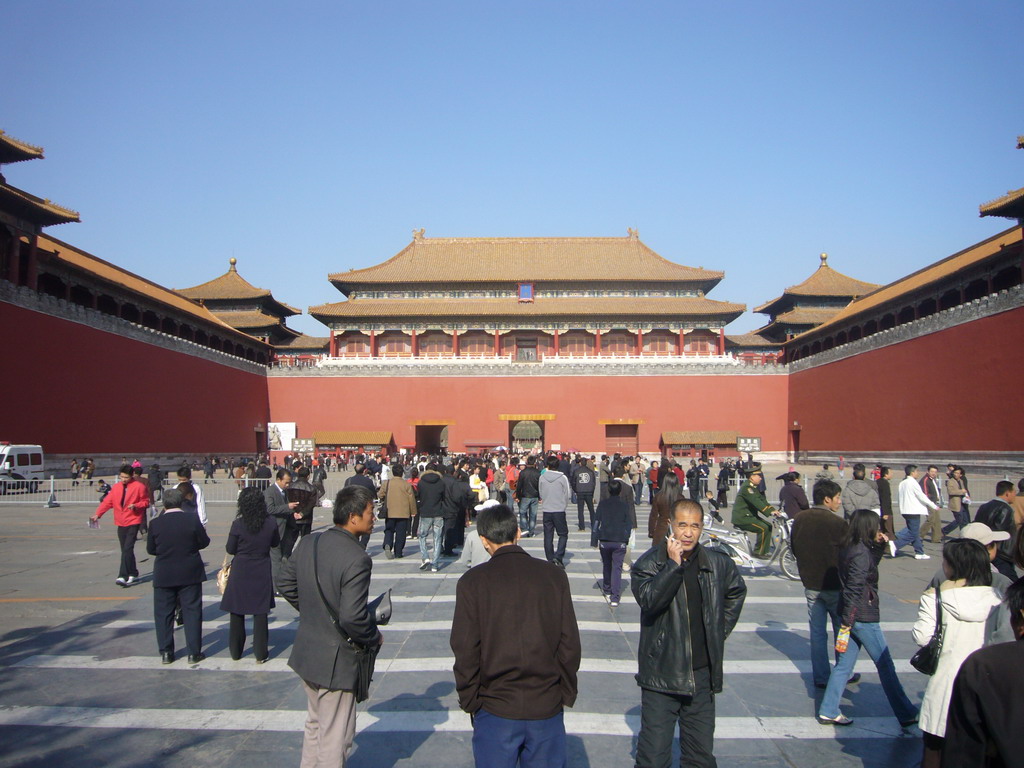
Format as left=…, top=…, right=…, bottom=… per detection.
left=840, top=463, right=880, bottom=519
left=539, top=454, right=572, bottom=567
left=278, top=485, right=380, bottom=768
left=265, top=468, right=300, bottom=589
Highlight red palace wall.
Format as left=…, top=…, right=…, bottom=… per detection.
left=267, top=374, right=790, bottom=454
left=0, top=302, right=270, bottom=454
left=789, top=306, right=1024, bottom=453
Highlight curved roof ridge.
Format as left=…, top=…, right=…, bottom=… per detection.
left=0, top=130, right=45, bottom=161
left=177, top=260, right=273, bottom=300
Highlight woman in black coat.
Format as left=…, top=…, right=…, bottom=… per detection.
left=220, top=486, right=280, bottom=662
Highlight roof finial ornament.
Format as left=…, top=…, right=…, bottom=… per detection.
left=627, top=227, right=639, bottom=240
left=820, top=252, right=828, bottom=266
left=413, top=228, right=425, bottom=242
left=229, top=257, right=237, bottom=272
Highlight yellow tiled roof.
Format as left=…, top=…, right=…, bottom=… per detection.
left=979, top=186, right=1024, bottom=219
left=310, top=296, right=745, bottom=321
left=329, top=234, right=724, bottom=288
left=275, top=333, right=329, bottom=350
left=755, top=255, right=878, bottom=314
left=37, top=233, right=268, bottom=347
left=725, top=333, right=780, bottom=348
left=214, top=309, right=289, bottom=330
left=178, top=260, right=300, bottom=316
left=0, top=183, right=80, bottom=226
left=661, top=431, right=739, bottom=445
left=789, top=225, right=1024, bottom=343
left=0, top=130, right=45, bottom=163
left=311, top=431, right=394, bottom=446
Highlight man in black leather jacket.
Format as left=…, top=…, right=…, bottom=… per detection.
left=631, top=498, right=746, bottom=768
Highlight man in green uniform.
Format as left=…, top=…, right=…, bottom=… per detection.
left=731, top=463, right=777, bottom=558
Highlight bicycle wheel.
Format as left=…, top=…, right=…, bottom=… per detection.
left=779, top=544, right=800, bottom=581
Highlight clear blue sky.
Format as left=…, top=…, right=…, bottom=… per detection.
left=4, top=1, right=1022, bottom=335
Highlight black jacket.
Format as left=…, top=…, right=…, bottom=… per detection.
left=515, top=467, right=541, bottom=500
left=631, top=542, right=747, bottom=696
left=877, top=477, right=893, bottom=516
left=975, top=499, right=1016, bottom=564
left=573, top=464, right=596, bottom=494
left=442, top=475, right=472, bottom=519
left=838, top=539, right=885, bottom=626
left=417, top=471, right=446, bottom=518
left=146, top=509, right=210, bottom=587
left=591, top=496, right=632, bottom=546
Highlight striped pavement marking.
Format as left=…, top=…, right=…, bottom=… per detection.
left=10, top=654, right=920, bottom=676
left=100, top=618, right=916, bottom=634
left=0, top=705, right=914, bottom=739
left=196, top=594, right=808, bottom=606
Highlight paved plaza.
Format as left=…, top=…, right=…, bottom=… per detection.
left=0, top=485, right=958, bottom=767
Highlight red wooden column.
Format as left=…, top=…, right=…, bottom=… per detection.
left=678, top=329, right=686, bottom=356
left=718, top=328, right=725, bottom=355
left=494, top=330, right=500, bottom=357
left=370, top=330, right=378, bottom=357
left=453, top=331, right=460, bottom=357
left=25, top=235, right=39, bottom=291
left=595, top=330, right=602, bottom=356
left=411, top=329, right=418, bottom=357
left=636, top=329, right=643, bottom=356
left=7, top=236, right=21, bottom=285
left=329, top=329, right=337, bottom=357
left=553, top=329, right=560, bottom=356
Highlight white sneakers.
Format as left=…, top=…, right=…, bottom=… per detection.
left=115, top=577, right=127, bottom=586
left=915, top=554, right=931, bottom=560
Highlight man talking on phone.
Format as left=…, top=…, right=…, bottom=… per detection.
left=631, top=499, right=747, bottom=767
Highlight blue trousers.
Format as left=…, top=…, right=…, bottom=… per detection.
left=892, top=514, right=923, bottom=555
left=818, top=621, right=917, bottom=723
left=472, top=709, right=566, bottom=768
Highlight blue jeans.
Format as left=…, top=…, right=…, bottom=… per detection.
left=942, top=506, right=971, bottom=535
left=893, top=514, right=924, bottom=555
left=804, top=589, right=841, bottom=687
left=634, top=481, right=644, bottom=504
left=818, top=621, right=917, bottom=723
left=472, top=708, right=566, bottom=768
left=417, top=516, right=445, bottom=566
left=519, top=497, right=538, bottom=536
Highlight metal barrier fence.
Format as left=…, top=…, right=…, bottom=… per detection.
left=1, top=472, right=1011, bottom=511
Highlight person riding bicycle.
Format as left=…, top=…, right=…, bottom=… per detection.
left=731, top=463, right=778, bottom=558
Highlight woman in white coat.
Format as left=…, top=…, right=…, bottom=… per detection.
left=912, top=538, right=1008, bottom=768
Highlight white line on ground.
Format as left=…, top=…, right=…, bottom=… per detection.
left=197, top=594, right=806, bottom=606
left=10, top=654, right=919, bottom=676
left=100, top=619, right=915, bottom=634
left=0, top=705, right=914, bottom=739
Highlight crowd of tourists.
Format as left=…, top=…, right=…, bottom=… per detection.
left=88, top=452, right=1024, bottom=767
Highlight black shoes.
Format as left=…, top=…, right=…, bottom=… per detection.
left=161, top=652, right=174, bottom=665
left=551, top=559, right=565, bottom=569
left=255, top=657, right=269, bottom=664
left=175, top=610, right=184, bottom=626
left=187, top=653, right=206, bottom=664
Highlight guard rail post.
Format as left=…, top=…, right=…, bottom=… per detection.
left=44, top=475, right=60, bottom=508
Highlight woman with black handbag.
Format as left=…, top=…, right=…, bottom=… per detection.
left=911, top=539, right=1008, bottom=768
left=817, top=509, right=918, bottom=727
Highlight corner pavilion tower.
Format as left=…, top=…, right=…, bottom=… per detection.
left=310, top=229, right=745, bottom=360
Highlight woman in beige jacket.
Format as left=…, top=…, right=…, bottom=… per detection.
left=379, top=464, right=417, bottom=559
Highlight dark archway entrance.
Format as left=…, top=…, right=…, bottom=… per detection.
left=415, top=424, right=449, bottom=455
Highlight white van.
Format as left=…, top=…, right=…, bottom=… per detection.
left=0, top=443, right=45, bottom=493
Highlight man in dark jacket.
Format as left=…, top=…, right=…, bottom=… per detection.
left=278, top=485, right=380, bottom=768
left=591, top=478, right=632, bottom=605
left=791, top=480, right=859, bottom=690
left=146, top=488, right=210, bottom=664
left=876, top=466, right=895, bottom=541
left=442, top=465, right=472, bottom=555
left=451, top=503, right=581, bottom=767
left=942, top=578, right=1024, bottom=768
left=416, top=463, right=447, bottom=572
left=573, top=457, right=597, bottom=532
left=975, top=481, right=1019, bottom=580
left=514, top=456, right=541, bottom=537
left=265, top=469, right=299, bottom=588
left=631, top=499, right=747, bottom=767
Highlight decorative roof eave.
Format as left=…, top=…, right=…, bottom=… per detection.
left=979, top=186, right=1024, bottom=219
left=785, top=224, right=1024, bottom=347
left=0, top=183, right=80, bottom=226
left=308, top=297, right=746, bottom=323
left=37, top=233, right=270, bottom=350
left=0, top=130, right=45, bottom=164
left=725, top=333, right=781, bottom=349
left=177, top=259, right=274, bottom=301
left=753, top=255, right=878, bottom=315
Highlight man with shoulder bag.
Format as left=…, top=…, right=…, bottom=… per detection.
left=278, top=485, right=382, bottom=767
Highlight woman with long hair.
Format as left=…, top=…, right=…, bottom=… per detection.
left=817, top=509, right=918, bottom=727
left=913, top=538, right=1007, bottom=767
left=219, top=486, right=279, bottom=662
left=647, top=471, right=684, bottom=542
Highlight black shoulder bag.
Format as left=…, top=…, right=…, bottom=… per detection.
left=313, top=531, right=378, bottom=702
left=910, top=585, right=943, bottom=675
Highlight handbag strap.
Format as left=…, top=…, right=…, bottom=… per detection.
left=930, top=584, right=943, bottom=641
left=221, top=553, right=231, bottom=570
left=313, top=531, right=357, bottom=646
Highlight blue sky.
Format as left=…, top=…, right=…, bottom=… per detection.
left=4, top=1, right=1022, bottom=335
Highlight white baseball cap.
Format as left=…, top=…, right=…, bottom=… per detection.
left=959, top=522, right=1010, bottom=546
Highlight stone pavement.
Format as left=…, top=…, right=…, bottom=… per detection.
left=0, top=499, right=952, bottom=767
